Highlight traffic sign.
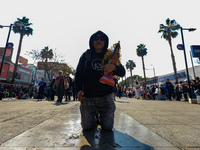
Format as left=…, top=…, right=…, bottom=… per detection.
left=6, top=42, right=13, bottom=49
left=177, top=44, right=184, bottom=50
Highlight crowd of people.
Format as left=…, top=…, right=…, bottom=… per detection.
left=36, top=71, right=77, bottom=103
left=0, top=71, right=77, bottom=103
left=113, top=77, right=200, bottom=101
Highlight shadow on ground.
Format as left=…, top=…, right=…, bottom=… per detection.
left=115, top=100, right=130, bottom=103
left=81, top=128, right=154, bottom=150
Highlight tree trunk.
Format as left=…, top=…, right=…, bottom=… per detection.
left=130, top=68, right=133, bottom=88
left=44, top=58, right=47, bottom=80
left=11, top=33, right=23, bottom=85
left=11, top=32, right=24, bottom=94
left=168, top=37, right=178, bottom=83
left=142, top=56, right=147, bottom=86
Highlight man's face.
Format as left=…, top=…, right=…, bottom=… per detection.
left=93, top=34, right=105, bottom=53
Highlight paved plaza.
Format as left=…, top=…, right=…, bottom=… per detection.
left=0, top=97, right=200, bottom=149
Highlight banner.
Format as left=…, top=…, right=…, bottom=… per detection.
left=0, top=63, right=9, bottom=79
left=19, top=56, right=28, bottom=66
left=5, top=49, right=11, bottom=56
left=191, top=45, right=200, bottom=57
left=9, top=65, right=14, bottom=72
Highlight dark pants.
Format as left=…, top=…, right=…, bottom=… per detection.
left=80, top=93, right=116, bottom=131
left=0, top=92, right=2, bottom=100
left=72, top=90, right=77, bottom=100
left=152, top=93, right=158, bottom=100
left=65, top=88, right=71, bottom=100
left=167, top=89, right=172, bottom=100
left=50, top=89, right=55, bottom=101
left=175, top=92, right=181, bottom=101
left=38, top=89, right=44, bottom=100
left=56, top=85, right=64, bottom=103
left=183, top=92, right=188, bottom=100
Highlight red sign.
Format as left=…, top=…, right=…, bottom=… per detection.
left=5, top=49, right=11, bottom=56
left=0, top=63, right=9, bottom=79
left=9, top=65, right=14, bottom=72
left=19, top=56, right=28, bottom=66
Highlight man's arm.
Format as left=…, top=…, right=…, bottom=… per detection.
left=112, top=64, right=126, bottom=77
left=103, top=64, right=125, bottom=77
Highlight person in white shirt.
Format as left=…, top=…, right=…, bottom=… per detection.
left=153, top=85, right=160, bottom=100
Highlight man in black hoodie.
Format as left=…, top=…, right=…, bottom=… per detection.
left=75, top=31, right=125, bottom=131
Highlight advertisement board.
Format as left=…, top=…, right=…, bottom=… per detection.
left=19, top=56, right=28, bottom=66
left=0, top=47, right=13, bottom=61
left=0, top=63, right=9, bottom=79
left=191, top=45, right=200, bottom=57
left=17, top=66, right=31, bottom=83
left=9, top=65, right=14, bottom=72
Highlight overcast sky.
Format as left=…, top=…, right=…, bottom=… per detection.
left=1, top=0, right=200, bottom=78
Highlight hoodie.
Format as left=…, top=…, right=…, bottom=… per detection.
left=75, top=30, right=125, bottom=97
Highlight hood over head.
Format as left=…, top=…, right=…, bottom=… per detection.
left=89, top=30, right=109, bottom=52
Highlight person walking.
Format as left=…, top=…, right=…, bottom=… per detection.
left=135, top=82, right=140, bottom=99
left=174, top=82, right=181, bottom=101
left=191, top=80, right=197, bottom=98
left=38, top=78, right=46, bottom=101
left=164, top=78, right=173, bottom=100
left=153, top=85, right=160, bottom=100
left=183, top=79, right=189, bottom=101
left=75, top=30, right=125, bottom=131
left=53, top=70, right=66, bottom=104
left=118, top=86, right=122, bottom=99
left=50, top=79, right=56, bottom=101
left=65, top=73, right=72, bottom=101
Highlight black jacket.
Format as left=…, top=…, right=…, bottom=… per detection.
left=75, top=31, right=125, bottom=97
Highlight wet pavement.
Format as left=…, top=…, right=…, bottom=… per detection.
left=0, top=103, right=179, bottom=150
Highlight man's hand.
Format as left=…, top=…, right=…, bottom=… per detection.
left=77, top=90, right=85, bottom=101
left=102, top=63, right=116, bottom=74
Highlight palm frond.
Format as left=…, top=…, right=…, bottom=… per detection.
left=170, top=24, right=180, bottom=30
left=171, top=32, right=178, bottom=38
left=136, top=44, right=147, bottom=57
left=166, top=18, right=170, bottom=26
left=13, top=16, right=33, bottom=36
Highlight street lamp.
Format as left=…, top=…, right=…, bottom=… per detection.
left=0, top=24, right=13, bottom=77
left=180, top=27, right=196, bottom=99
left=145, top=64, right=155, bottom=77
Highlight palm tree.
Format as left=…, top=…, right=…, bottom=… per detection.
left=136, top=44, right=147, bottom=86
left=41, top=46, right=53, bottom=80
left=158, top=18, right=180, bottom=82
left=126, top=60, right=136, bottom=87
left=11, top=16, right=33, bottom=85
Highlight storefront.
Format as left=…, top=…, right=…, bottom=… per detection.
left=6, top=65, right=32, bottom=87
